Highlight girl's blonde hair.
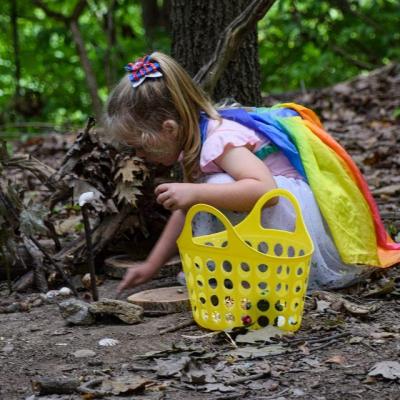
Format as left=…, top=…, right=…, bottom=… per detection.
left=105, top=51, right=220, bottom=181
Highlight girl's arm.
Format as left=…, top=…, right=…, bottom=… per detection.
left=117, top=209, right=186, bottom=292
left=156, top=146, right=277, bottom=212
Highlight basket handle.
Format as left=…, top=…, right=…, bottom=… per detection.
left=245, top=188, right=309, bottom=237
left=178, top=203, right=243, bottom=248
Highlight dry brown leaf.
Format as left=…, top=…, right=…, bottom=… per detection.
left=325, top=355, right=346, bottom=365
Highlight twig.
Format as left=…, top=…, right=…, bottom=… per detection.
left=181, top=331, right=221, bottom=340
left=224, top=330, right=238, bottom=348
left=159, top=319, right=195, bottom=334
left=225, top=371, right=270, bottom=385
left=81, top=204, right=99, bottom=301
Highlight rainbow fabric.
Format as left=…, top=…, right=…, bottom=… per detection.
left=205, top=104, right=400, bottom=267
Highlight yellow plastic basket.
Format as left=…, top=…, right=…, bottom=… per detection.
left=177, top=189, right=314, bottom=332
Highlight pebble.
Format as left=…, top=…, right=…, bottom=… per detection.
left=98, top=337, right=119, bottom=347
left=1, top=343, right=14, bottom=353
left=73, top=349, right=96, bottom=358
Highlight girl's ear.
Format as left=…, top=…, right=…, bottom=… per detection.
left=162, top=119, right=179, bottom=138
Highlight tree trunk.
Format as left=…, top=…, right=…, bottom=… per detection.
left=171, top=0, right=262, bottom=106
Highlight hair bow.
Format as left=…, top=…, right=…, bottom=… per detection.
left=125, top=55, right=163, bottom=88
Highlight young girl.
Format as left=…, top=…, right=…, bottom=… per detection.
left=105, top=52, right=400, bottom=294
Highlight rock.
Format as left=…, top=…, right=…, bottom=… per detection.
left=89, top=298, right=143, bottom=324
left=73, top=349, right=96, bottom=358
left=58, top=299, right=95, bottom=325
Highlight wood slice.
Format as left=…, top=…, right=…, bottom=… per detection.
left=104, top=254, right=182, bottom=279
left=127, top=286, right=190, bottom=313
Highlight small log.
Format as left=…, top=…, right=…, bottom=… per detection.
left=31, top=377, right=80, bottom=395
left=127, top=286, right=190, bottom=314
left=104, top=254, right=182, bottom=279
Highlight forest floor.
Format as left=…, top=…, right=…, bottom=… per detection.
left=1, top=64, right=400, bottom=400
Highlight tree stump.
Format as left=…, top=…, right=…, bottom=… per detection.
left=127, top=286, right=190, bottom=314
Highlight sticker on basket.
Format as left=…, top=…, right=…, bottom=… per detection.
left=240, top=298, right=252, bottom=310
left=212, top=311, right=221, bottom=322
left=241, top=315, right=252, bottom=325
left=224, top=296, right=234, bottom=308
left=225, top=312, right=235, bottom=322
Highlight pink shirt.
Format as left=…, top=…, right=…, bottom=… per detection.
left=199, top=118, right=302, bottom=179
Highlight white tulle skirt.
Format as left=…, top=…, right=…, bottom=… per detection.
left=192, top=173, right=373, bottom=290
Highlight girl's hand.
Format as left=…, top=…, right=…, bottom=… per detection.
left=155, top=183, right=197, bottom=210
left=116, top=262, right=158, bottom=293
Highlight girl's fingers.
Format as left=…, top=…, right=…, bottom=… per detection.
left=155, top=183, right=169, bottom=195
left=156, top=191, right=170, bottom=205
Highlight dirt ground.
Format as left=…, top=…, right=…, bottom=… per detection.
left=1, top=65, right=400, bottom=399
left=1, top=270, right=400, bottom=400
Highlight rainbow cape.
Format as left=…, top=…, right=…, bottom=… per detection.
left=200, top=104, right=400, bottom=267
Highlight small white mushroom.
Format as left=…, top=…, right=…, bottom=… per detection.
left=98, top=338, right=119, bottom=347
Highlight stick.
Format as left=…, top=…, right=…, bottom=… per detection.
left=159, top=319, right=195, bottom=334
left=225, top=370, right=270, bottom=385
left=81, top=204, right=99, bottom=301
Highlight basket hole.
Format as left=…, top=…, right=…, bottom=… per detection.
left=197, top=279, right=204, bottom=287
left=299, top=249, right=305, bottom=256
left=297, top=267, right=304, bottom=276
left=241, top=298, right=252, bottom=310
left=288, top=246, right=295, bottom=257
left=258, top=264, right=268, bottom=273
left=274, top=243, right=283, bottom=256
left=206, top=260, right=216, bottom=272
left=293, top=302, right=299, bottom=309
left=204, top=241, right=214, bottom=247
left=295, top=285, right=302, bottom=293
left=194, top=262, right=201, bottom=270
left=258, top=316, right=269, bottom=327
left=285, top=284, right=289, bottom=292
left=222, top=260, right=232, bottom=272
left=241, top=280, right=251, bottom=289
left=240, top=262, right=250, bottom=272
left=210, top=295, right=219, bottom=306
left=221, top=241, right=228, bottom=248
left=276, top=283, right=282, bottom=292
left=258, top=282, right=268, bottom=290
left=257, top=241, right=268, bottom=254
left=245, top=240, right=252, bottom=247
left=275, top=300, right=285, bottom=312
left=199, top=296, right=206, bottom=304
left=208, top=278, right=218, bottom=289
left=225, top=313, right=235, bottom=322
left=277, top=265, right=283, bottom=274
left=224, top=296, right=234, bottom=308
left=257, top=299, right=270, bottom=312
left=286, top=266, right=291, bottom=274
left=224, top=279, right=233, bottom=289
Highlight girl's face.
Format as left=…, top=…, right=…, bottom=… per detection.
left=132, top=120, right=181, bottom=166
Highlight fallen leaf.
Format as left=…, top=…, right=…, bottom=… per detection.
left=235, top=326, right=284, bottom=344
left=368, top=361, right=400, bottom=380
left=325, top=355, right=346, bottom=365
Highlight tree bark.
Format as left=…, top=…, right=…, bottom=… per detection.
left=171, top=0, right=262, bottom=105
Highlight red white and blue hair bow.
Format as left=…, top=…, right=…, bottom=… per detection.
left=125, top=55, right=163, bottom=88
